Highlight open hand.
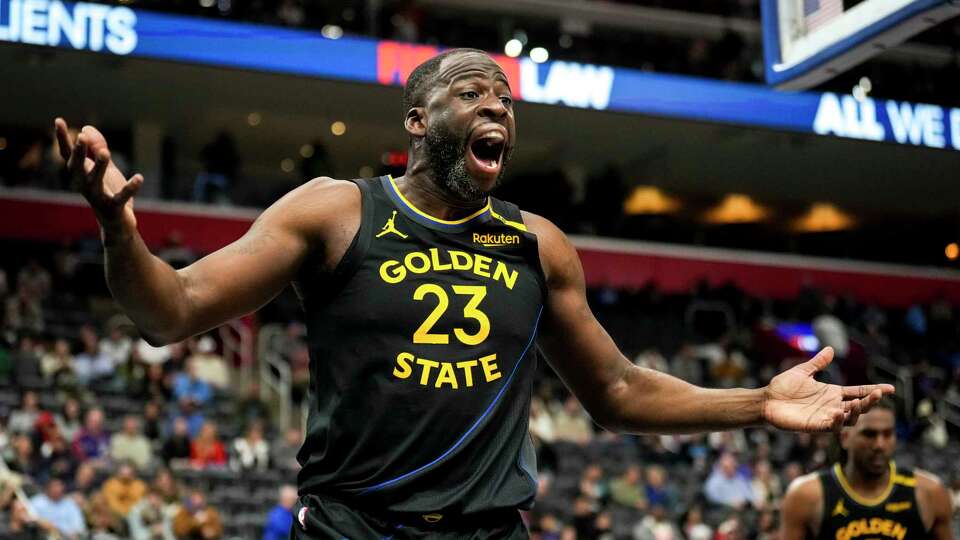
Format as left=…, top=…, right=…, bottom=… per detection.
left=54, top=118, right=144, bottom=232
left=762, top=347, right=895, bottom=432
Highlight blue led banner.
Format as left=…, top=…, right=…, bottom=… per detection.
left=1, top=0, right=958, bottom=151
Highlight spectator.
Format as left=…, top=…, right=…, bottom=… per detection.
left=231, top=421, right=270, bottom=472
left=704, top=452, right=757, bottom=509
left=190, top=422, right=227, bottom=469
left=262, top=484, right=297, bottom=540
left=609, top=464, right=647, bottom=510
left=29, top=477, right=87, bottom=539
left=40, top=338, right=75, bottom=383
left=529, top=397, right=556, bottom=444
left=87, top=490, right=126, bottom=539
left=101, top=461, right=148, bottom=518
left=143, top=400, right=164, bottom=441
left=2, top=498, right=60, bottom=540
left=56, top=397, right=83, bottom=442
left=69, top=461, right=101, bottom=503
left=750, top=460, right=782, bottom=510
left=100, top=325, right=132, bottom=369
left=578, top=464, right=608, bottom=505
left=632, top=504, right=682, bottom=540
left=153, top=468, right=183, bottom=517
left=552, top=396, right=593, bottom=444
left=72, top=407, right=110, bottom=466
left=5, top=284, right=44, bottom=334
left=8, top=391, right=41, bottom=434
left=142, top=364, right=173, bottom=402
left=128, top=488, right=176, bottom=540
left=173, top=359, right=212, bottom=407
left=36, top=418, right=76, bottom=483
left=169, top=399, right=205, bottom=440
left=110, top=416, right=153, bottom=471
left=682, top=505, right=713, bottom=540
left=189, top=336, right=229, bottom=390
left=644, top=465, right=676, bottom=509
left=633, top=348, right=669, bottom=372
left=161, top=418, right=192, bottom=466
left=236, top=382, right=269, bottom=428
left=173, top=489, right=223, bottom=540
left=10, top=335, right=43, bottom=385
left=73, top=325, right=115, bottom=385
left=6, top=434, right=40, bottom=478
left=17, top=259, right=51, bottom=299
left=270, top=427, right=302, bottom=472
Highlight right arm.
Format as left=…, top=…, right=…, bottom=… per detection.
left=57, top=119, right=358, bottom=345
left=779, top=474, right=822, bottom=540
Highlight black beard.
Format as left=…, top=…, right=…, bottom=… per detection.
left=424, top=122, right=512, bottom=201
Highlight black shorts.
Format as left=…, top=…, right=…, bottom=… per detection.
left=290, top=495, right=529, bottom=539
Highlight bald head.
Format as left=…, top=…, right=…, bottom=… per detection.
left=402, top=48, right=492, bottom=116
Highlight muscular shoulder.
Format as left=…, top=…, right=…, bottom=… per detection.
left=914, top=469, right=952, bottom=515
left=520, top=211, right=580, bottom=289
left=783, top=473, right=824, bottom=521
left=264, top=177, right=360, bottom=235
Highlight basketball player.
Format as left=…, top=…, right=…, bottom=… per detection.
left=780, top=400, right=953, bottom=539
left=55, top=49, right=894, bottom=539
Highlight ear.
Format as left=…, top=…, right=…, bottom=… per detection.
left=405, top=107, right=426, bottom=137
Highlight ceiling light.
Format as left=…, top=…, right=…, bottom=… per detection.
left=280, top=158, right=295, bottom=173
left=504, top=39, right=523, bottom=58
left=299, top=144, right=314, bottom=158
left=529, top=47, right=549, bottom=64
left=247, top=112, right=261, bottom=127
left=321, top=25, right=343, bottom=40
left=330, top=121, right=346, bottom=136
left=946, top=243, right=959, bottom=261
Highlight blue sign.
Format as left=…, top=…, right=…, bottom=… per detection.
left=2, top=0, right=958, bottom=151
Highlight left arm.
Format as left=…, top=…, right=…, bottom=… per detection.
left=524, top=212, right=893, bottom=434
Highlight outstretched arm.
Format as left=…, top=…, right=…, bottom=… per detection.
left=525, top=212, right=893, bottom=434
left=56, top=119, right=357, bottom=345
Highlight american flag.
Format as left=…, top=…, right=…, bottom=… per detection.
left=803, top=0, right=844, bottom=33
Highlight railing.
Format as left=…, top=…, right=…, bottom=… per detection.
left=943, top=394, right=960, bottom=430
left=220, top=319, right=254, bottom=386
left=257, top=324, right=293, bottom=432
left=867, top=355, right=913, bottom=421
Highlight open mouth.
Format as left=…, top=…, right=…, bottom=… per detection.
left=467, top=133, right=506, bottom=174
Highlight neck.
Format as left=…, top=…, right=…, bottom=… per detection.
left=400, top=153, right=486, bottom=220
left=843, top=460, right=891, bottom=494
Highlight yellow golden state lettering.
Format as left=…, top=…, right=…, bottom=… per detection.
left=393, top=352, right=501, bottom=389
left=835, top=519, right=906, bottom=540
left=380, top=260, right=406, bottom=283
left=393, top=352, right=414, bottom=379
left=377, top=250, right=518, bottom=290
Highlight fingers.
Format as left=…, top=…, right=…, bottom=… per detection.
left=54, top=117, right=73, bottom=162
left=113, top=174, right=144, bottom=206
left=68, top=135, right=87, bottom=182
left=841, top=383, right=894, bottom=399
left=843, top=396, right=863, bottom=427
left=91, top=150, right=110, bottom=194
left=799, top=346, right=834, bottom=375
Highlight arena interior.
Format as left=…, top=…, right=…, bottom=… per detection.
left=1, top=0, right=960, bottom=538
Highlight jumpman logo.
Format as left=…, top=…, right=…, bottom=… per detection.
left=832, top=499, right=848, bottom=517
left=376, top=210, right=408, bottom=239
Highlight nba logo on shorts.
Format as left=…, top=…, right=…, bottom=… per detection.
left=298, top=507, right=308, bottom=529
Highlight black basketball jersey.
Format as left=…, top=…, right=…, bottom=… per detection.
left=294, top=176, right=546, bottom=517
left=817, top=462, right=929, bottom=540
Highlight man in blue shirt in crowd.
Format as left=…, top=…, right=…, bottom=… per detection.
left=29, top=477, right=87, bottom=539
left=263, top=485, right=298, bottom=540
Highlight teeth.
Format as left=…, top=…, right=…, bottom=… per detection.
left=479, top=132, right=505, bottom=144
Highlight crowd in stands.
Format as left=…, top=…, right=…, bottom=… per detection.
left=2, top=239, right=958, bottom=538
